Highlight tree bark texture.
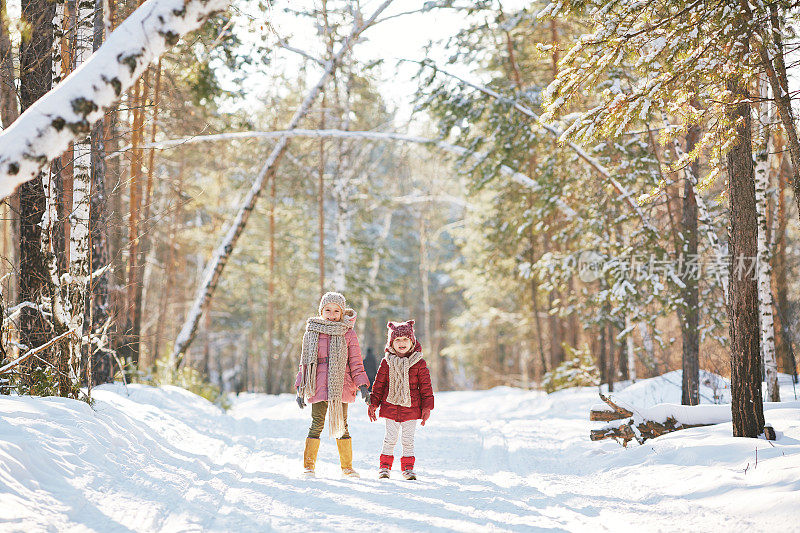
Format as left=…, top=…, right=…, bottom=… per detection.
left=726, top=73, right=765, bottom=438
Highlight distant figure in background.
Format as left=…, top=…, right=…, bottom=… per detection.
left=294, top=291, right=371, bottom=478
left=363, top=347, right=378, bottom=391
left=368, top=320, right=434, bottom=481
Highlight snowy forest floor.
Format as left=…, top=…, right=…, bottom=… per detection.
left=1, top=373, right=799, bottom=532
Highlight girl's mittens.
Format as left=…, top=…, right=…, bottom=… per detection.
left=421, top=407, right=431, bottom=426
left=368, top=404, right=378, bottom=422
left=296, top=395, right=306, bottom=409
left=359, top=385, right=370, bottom=403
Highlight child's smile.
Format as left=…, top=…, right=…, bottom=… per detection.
left=321, top=303, right=343, bottom=322
left=392, top=336, right=413, bottom=354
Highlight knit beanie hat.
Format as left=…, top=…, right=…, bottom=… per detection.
left=387, top=320, right=416, bottom=347
left=319, top=291, right=347, bottom=315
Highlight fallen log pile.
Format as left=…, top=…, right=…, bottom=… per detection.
left=590, top=392, right=787, bottom=446
left=589, top=394, right=711, bottom=446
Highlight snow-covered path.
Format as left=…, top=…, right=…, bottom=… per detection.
left=1, top=375, right=799, bottom=532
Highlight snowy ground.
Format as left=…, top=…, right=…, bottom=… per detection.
left=1, top=373, right=799, bottom=532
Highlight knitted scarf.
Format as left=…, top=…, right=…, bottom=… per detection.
left=384, top=347, right=424, bottom=407
left=297, top=312, right=353, bottom=438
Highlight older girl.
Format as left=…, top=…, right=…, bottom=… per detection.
left=295, top=291, right=370, bottom=477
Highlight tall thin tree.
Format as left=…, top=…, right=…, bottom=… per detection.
left=726, top=47, right=765, bottom=437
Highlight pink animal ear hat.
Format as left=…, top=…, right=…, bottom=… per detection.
left=387, top=320, right=416, bottom=347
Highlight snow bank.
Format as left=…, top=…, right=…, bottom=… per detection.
left=0, top=375, right=798, bottom=531
left=609, top=369, right=732, bottom=406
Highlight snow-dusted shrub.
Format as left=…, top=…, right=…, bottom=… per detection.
left=543, top=344, right=600, bottom=393
left=135, top=358, right=230, bottom=410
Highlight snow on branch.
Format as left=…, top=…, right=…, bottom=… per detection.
left=108, top=128, right=577, bottom=218
left=0, top=0, right=231, bottom=198
left=407, top=59, right=656, bottom=234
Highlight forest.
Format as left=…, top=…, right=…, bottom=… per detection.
left=1, top=0, right=799, bottom=444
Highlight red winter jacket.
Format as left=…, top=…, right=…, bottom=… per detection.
left=370, top=343, right=434, bottom=422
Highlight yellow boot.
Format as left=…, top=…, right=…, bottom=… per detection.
left=303, top=438, right=320, bottom=476
left=337, top=438, right=360, bottom=478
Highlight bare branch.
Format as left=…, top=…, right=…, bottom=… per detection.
left=0, top=328, right=79, bottom=374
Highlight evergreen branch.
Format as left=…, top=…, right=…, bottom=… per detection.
left=403, top=58, right=657, bottom=234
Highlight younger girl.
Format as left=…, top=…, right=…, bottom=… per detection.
left=295, top=291, right=370, bottom=478
left=368, top=320, right=434, bottom=480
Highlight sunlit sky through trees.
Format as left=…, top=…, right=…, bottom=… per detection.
left=218, top=0, right=528, bottom=128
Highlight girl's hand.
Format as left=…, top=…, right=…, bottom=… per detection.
left=359, top=385, right=370, bottom=403
left=421, top=408, right=431, bottom=426
left=368, top=404, right=377, bottom=422
left=296, top=395, right=306, bottom=409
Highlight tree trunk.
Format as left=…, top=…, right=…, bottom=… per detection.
left=102, top=0, right=126, bottom=373
left=318, top=0, right=330, bottom=297
left=625, top=313, right=636, bottom=382
left=527, top=185, right=547, bottom=380
left=0, top=0, right=18, bottom=128
left=747, top=2, right=800, bottom=231
left=418, top=210, right=447, bottom=388
left=773, top=147, right=798, bottom=383
left=726, top=71, right=765, bottom=437
left=133, top=59, right=161, bottom=369
left=755, top=88, right=779, bottom=402
left=331, top=66, right=354, bottom=291
left=153, top=159, right=183, bottom=363
left=89, top=0, right=112, bottom=385
left=17, top=0, right=55, bottom=393
left=124, top=67, right=150, bottom=366
left=680, top=125, right=700, bottom=405
left=543, top=226, right=564, bottom=368
left=358, top=210, right=392, bottom=340
left=638, top=322, right=656, bottom=377
left=69, top=0, right=95, bottom=384
left=598, top=317, right=607, bottom=386
left=266, top=168, right=276, bottom=390
left=607, top=322, right=615, bottom=393
left=318, top=96, right=326, bottom=296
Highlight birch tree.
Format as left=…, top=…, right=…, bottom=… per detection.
left=0, top=0, right=234, bottom=195
left=88, top=0, right=112, bottom=384
left=755, top=86, right=779, bottom=402
left=67, top=0, right=96, bottom=380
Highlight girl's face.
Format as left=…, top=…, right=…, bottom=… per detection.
left=392, top=336, right=413, bottom=354
left=321, top=303, right=343, bottom=322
